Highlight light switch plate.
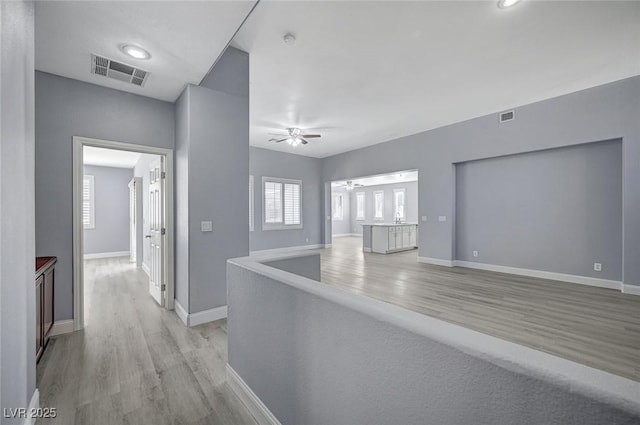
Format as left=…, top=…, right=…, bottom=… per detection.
left=593, top=262, right=602, bottom=272
left=421, top=216, right=427, bottom=222
left=473, top=250, right=479, bottom=257
left=201, top=221, right=213, bottom=232
left=438, top=216, right=447, bottom=222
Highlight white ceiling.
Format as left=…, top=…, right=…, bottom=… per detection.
left=83, top=146, right=142, bottom=168
left=35, top=1, right=256, bottom=102
left=332, top=170, right=418, bottom=189
left=233, top=1, right=640, bottom=158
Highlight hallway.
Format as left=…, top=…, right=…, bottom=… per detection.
left=37, top=257, right=256, bottom=425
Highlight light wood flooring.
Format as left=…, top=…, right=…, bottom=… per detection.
left=321, top=237, right=640, bottom=382
left=36, top=257, right=257, bottom=425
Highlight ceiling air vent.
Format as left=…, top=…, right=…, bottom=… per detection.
left=500, top=110, right=515, bottom=123
left=91, top=54, right=149, bottom=87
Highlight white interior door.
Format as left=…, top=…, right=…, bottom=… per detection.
left=148, top=157, right=164, bottom=305
left=128, top=179, right=137, bottom=263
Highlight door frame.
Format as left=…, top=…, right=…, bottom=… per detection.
left=72, top=136, right=175, bottom=331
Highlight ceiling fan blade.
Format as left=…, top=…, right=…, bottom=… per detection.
left=301, top=134, right=321, bottom=138
left=268, top=132, right=288, bottom=136
left=269, top=138, right=289, bottom=143
left=301, top=139, right=309, bottom=144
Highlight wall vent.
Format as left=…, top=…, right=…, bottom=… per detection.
left=500, top=110, right=515, bottom=123
left=91, top=54, right=149, bottom=87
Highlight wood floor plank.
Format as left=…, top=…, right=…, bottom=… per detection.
left=320, top=237, right=640, bottom=382
left=37, top=257, right=257, bottom=425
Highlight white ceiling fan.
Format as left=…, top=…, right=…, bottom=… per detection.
left=334, top=180, right=364, bottom=191
left=268, top=128, right=321, bottom=147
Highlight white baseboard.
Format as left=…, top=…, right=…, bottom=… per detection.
left=363, top=247, right=372, bottom=253
left=174, top=299, right=227, bottom=327
left=622, top=284, right=640, bottom=296
left=226, top=364, right=281, bottom=425
left=324, top=244, right=332, bottom=248
left=49, top=320, right=74, bottom=336
left=417, top=257, right=623, bottom=291
left=250, top=244, right=324, bottom=256
left=417, top=256, right=455, bottom=267
left=454, top=260, right=622, bottom=291
left=174, top=299, right=189, bottom=326
left=84, top=250, right=130, bottom=260
left=23, top=389, right=39, bottom=425
left=141, top=262, right=150, bottom=277
left=332, top=233, right=362, bottom=238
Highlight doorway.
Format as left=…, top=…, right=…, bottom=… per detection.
left=72, top=136, right=175, bottom=331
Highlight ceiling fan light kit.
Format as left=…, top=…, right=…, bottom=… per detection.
left=268, top=127, right=322, bottom=147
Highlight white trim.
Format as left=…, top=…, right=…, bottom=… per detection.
left=23, top=389, right=39, bottom=425
left=250, top=244, right=324, bottom=256
left=83, top=251, right=130, bottom=260
left=622, top=284, right=640, bottom=296
left=454, top=260, right=622, bottom=291
left=174, top=299, right=227, bottom=327
left=226, top=364, right=281, bottom=425
left=189, top=305, right=228, bottom=327
left=332, top=233, right=361, bottom=238
left=141, top=262, right=150, bottom=277
left=417, top=256, right=455, bottom=267
left=323, top=244, right=332, bottom=248
left=49, top=320, right=74, bottom=336
left=363, top=247, right=372, bottom=253
left=174, top=299, right=189, bottom=326
left=261, top=176, right=303, bottom=231
left=73, top=136, right=175, bottom=331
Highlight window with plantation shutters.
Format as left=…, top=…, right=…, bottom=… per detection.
left=356, top=192, right=365, bottom=220
left=262, top=177, right=303, bottom=230
left=374, top=191, right=384, bottom=220
left=83, top=175, right=95, bottom=229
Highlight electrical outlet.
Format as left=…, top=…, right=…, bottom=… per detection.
left=306, top=237, right=309, bottom=242
left=421, top=216, right=427, bottom=222
left=200, top=221, right=213, bottom=232
left=438, top=216, right=447, bottom=222
left=473, top=250, right=478, bottom=257
left=594, top=263, right=602, bottom=272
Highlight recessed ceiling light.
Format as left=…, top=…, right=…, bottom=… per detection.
left=283, top=33, right=296, bottom=46
left=120, top=44, right=151, bottom=60
left=497, top=0, right=523, bottom=9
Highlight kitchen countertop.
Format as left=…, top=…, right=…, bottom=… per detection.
left=361, top=222, right=418, bottom=227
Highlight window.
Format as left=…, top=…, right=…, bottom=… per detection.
left=83, top=175, right=95, bottom=229
left=374, top=191, right=384, bottom=220
left=263, top=177, right=302, bottom=229
left=394, top=188, right=406, bottom=220
left=249, top=175, right=254, bottom=232
left=356, top=192, right=365, bottom=220
left=332, top=194, right=344, bottom=220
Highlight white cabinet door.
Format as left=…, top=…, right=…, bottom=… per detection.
left=409, top=227, right=417, bottom=246
left=388, top=227, right=396, bottom=250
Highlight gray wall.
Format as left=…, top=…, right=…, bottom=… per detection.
left=250, top=147, right=323, bottom=252
left=228, top=259, right=640, bottom=425
left=0, top=0, right=36, bottom=421
left=322, top=76, right=640, bottom=288
left=35, top=71, right=175, bottom=320
left=174, top=46, right=250, bottom=314
left=83, top=165, right=133, bottom=255
left=349, top=181, right=418, bottom=235
left=456, top=140, right=622, bottom=280
left=330, top=187, right=351, bottom=235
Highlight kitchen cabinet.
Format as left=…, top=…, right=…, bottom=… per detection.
left=367, top=224, right=418, bottom=254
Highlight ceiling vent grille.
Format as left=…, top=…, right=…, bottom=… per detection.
left=500, top=110, right=515, bottom=123
left=91, top=54, right=149, bottom=87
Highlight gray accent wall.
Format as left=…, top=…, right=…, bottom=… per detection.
left=322, top=76, right=640, bottom=288
left=250, top=147, right=323, bottom=252
left=174, top=46, right=250, bottom=314
left=35, top=71, right=175, bottom=320
left=349, top=181, right=418, bottom=235
left=1, top=0, right=36, bottom=421
left=456, top=140, right=622, bottom=280
left=83, top=165, right=133, bottom=255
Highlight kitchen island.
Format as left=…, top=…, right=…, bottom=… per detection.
left=361, top=223, right=418, bottom=253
